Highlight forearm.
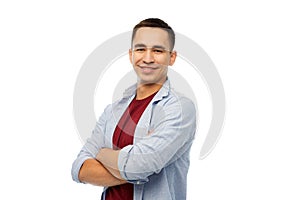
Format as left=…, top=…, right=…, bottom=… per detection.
left=78, top=158, right=126, bottom=187
left=96, top=148, right=123, bottom=180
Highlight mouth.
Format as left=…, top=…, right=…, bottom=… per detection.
left=138, top=65, right=159, bottom=73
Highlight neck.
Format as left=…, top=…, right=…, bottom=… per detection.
left=136, top=80, right=165, bottom=100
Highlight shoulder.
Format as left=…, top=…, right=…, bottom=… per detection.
left=165, top=90, right=196, bottom=111
left=153, top=89, right=196, bottom=120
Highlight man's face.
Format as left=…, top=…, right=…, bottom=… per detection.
left=129, top=27, right=177, bottom=85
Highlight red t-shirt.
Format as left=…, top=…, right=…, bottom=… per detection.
left=105, top=92, right=157, bottom=200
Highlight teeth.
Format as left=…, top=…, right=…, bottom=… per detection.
left=140, top=66, right=157, bottom=69
left=140, top=66, right=156, bottom=73
left=139, top=65, right=158, bottom=68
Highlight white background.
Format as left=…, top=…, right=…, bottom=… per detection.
left=1, top=0, right=299, bottom=199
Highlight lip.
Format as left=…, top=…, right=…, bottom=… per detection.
left=138, top=65, right=159, bottom=69
left=138, top=65, right=159, bottom=73
left=140, top=67, right=156, bottom=74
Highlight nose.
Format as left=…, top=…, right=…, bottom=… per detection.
left=142, top=49, right=155, bottom=64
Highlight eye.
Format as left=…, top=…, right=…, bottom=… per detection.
left=152, top=48, right=164, bottom=53
left=135, top=48, right=146, bottom=52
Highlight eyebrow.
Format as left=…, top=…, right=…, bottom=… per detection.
left=134, top=43, right=167, bottom=49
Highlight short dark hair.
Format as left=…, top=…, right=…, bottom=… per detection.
left=131, top=18, right=175, bottom=50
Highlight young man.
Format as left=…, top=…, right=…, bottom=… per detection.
left=72, top=18, right=197, bottom=200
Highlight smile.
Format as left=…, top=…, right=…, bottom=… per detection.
left=138, top=65, right=159, bottom=73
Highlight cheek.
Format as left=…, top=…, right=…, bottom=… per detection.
left=157, top=57, right=170, bottom=65
left=132, top=56, right=143, bottom=64
left=158, top=66, right=168, bottom=75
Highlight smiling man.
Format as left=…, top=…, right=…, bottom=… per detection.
left=72, top=18, right=197, bottom=200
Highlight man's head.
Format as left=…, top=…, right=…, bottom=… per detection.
left=131, top=18, right=175, bottom=51
left=129, top=18, right=177, bottom=85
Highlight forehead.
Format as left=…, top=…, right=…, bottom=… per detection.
left=133, top=27, right=170, bottom=48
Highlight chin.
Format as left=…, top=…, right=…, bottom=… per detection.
left=136, top=72, right=166, bottom=85
left=139, top=79, right=156, bottom=85
left=138, top=77, right=166, bottom=86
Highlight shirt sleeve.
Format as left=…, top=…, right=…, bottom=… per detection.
left=71, top=105, right=110, bottom=183
left=118, top=96, right=196, bottom=182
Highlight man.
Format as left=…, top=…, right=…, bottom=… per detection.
left=72, top=18, right=197, bottom=200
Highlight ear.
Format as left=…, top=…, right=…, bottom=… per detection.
left=169, top=51, right=177, bottom=66
left=129, top=49, right=133, bottom=64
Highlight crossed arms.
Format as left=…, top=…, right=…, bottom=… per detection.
left=72, top=97, right=196, bottom=187
left=78, top=157, right=126, bottom=187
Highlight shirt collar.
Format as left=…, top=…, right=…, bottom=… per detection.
left=123, top=77, right=171, bottom=101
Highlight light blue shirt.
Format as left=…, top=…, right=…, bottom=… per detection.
left=72, top=79, right=197, bottom=200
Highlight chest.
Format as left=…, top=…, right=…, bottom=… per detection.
left=104, top=100, right=161, bottom=147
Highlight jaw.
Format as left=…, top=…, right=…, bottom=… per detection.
left=134, top=66, right=168, bottom=85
